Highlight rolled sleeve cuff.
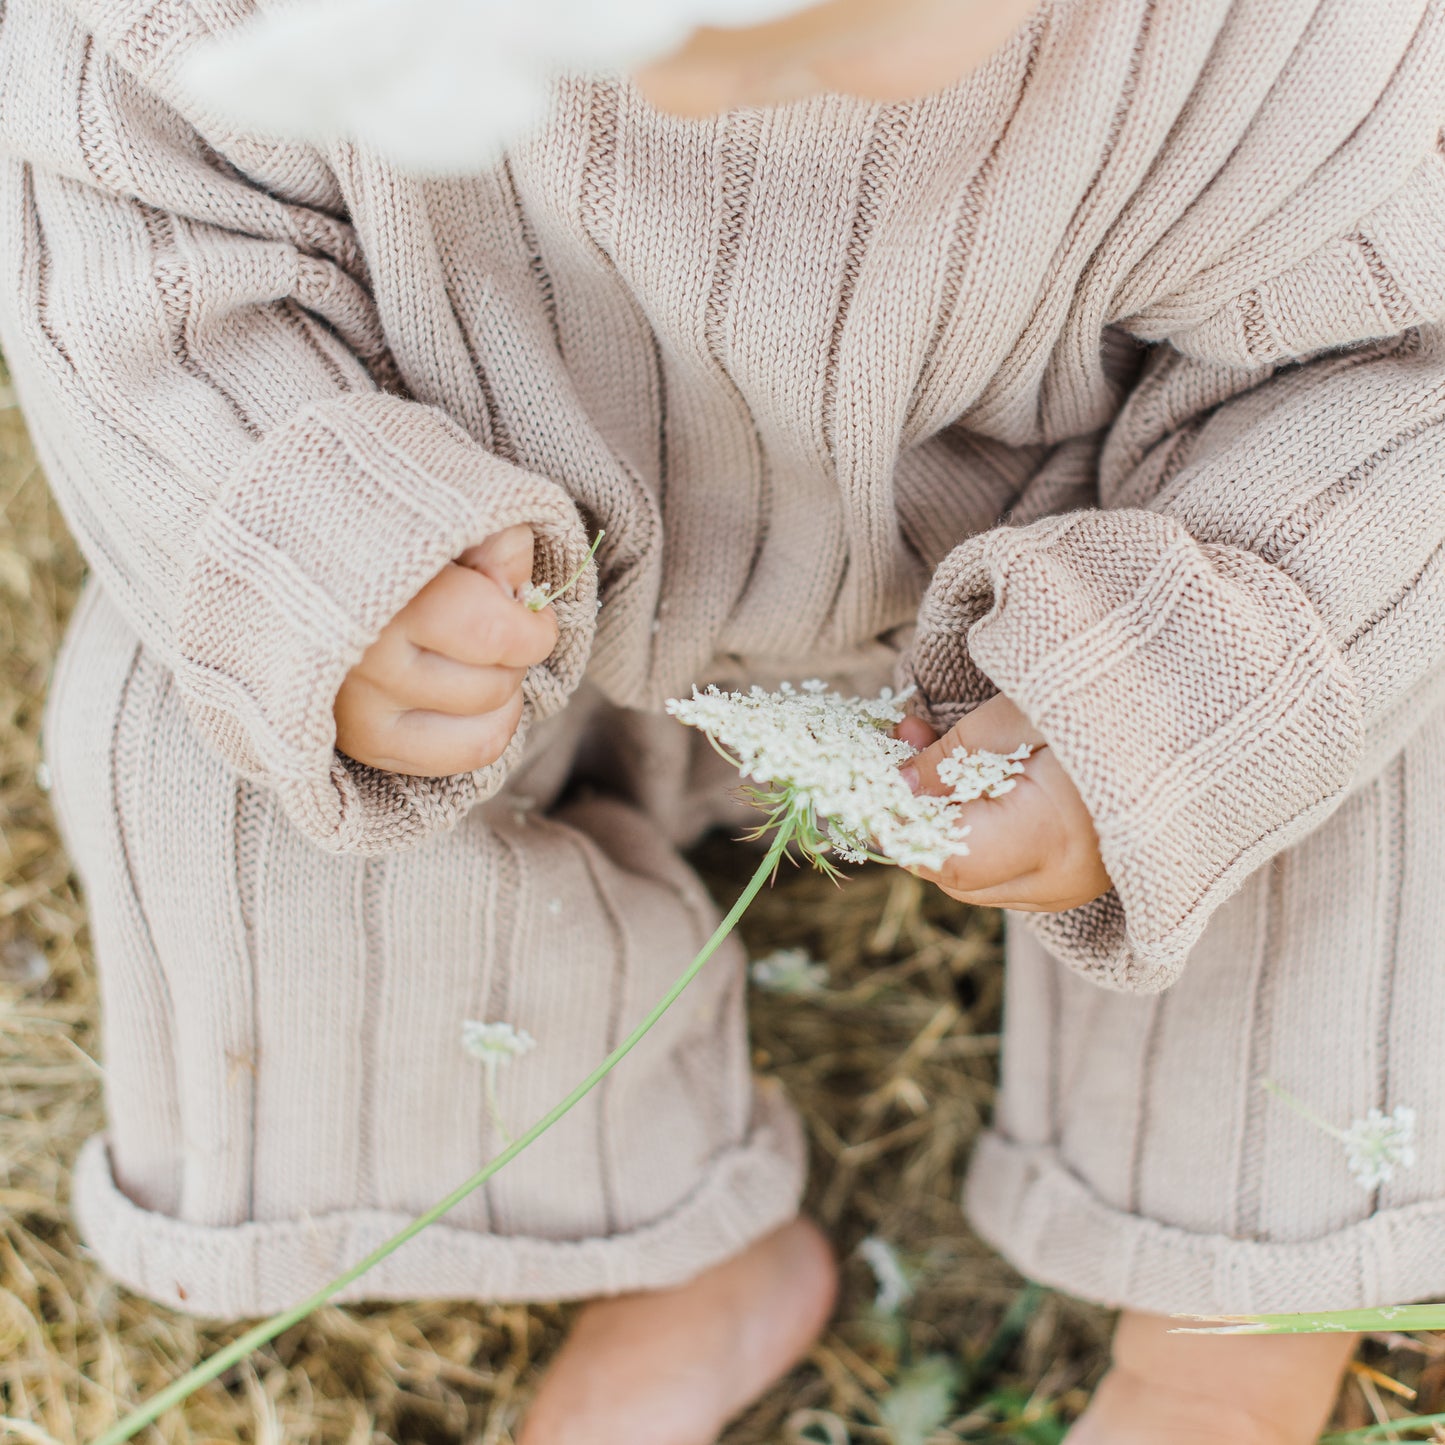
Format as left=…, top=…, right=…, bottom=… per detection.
left=903, top=510, right=1363, bottom=992
left=175, top=393, right=596, bottom=853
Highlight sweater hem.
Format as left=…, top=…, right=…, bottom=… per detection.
left=967, top=1130, right=1445, bottom=1316
left=73, top=1083, right=806, bottom=1320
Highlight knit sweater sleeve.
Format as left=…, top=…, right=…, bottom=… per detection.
left=905, top=127, right=1445, bottom=992
left=0, top=1, right=595, bottom=854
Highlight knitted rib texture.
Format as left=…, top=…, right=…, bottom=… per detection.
left=3, top=0, right=1445, bottom=1316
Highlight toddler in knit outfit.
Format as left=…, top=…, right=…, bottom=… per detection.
left=3, top=0, right=1445, bottom=1439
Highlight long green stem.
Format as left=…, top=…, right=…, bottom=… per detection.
left=1321, top=1413, right=1445, bottom=1443
left=1177, top=1303, right=1445, bottom=1336
left=92, top=826, right=793, bottom=1445
left=1260, top=1078, right=1350, bottom=1142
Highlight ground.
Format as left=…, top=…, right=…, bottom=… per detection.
left=1, top=364, right=1440, bottom=1443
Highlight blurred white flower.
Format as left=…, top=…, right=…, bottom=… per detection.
left=462, top=1019, right=538, bottom=1061
left=180, top=0, right=820, bottom=175
left=750, top=947, right=829, bottom=996
left=1343, top=1106, right=1417, bottom=1190
left=463, top=1019, right=537, bottom=1144
left=858, top=1235, right=915, bottom=1317
left=1263, top=1080, right=1418, bottom=1193
left=667, top=683, right=1030, bottom=873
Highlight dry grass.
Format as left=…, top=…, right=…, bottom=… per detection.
left=1, top=359, right=1441, bottom=1443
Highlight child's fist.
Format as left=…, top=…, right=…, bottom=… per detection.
left=898, top=693, right=1113, bottom=912
left=334, top=524, right=559, bottom=777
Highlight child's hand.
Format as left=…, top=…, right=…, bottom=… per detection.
left=334, top=525, right=558, bottom=777
left=898, top=694, right=1113, bottom=912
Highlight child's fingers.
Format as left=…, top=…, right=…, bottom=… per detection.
left=339, top=688, right=527, bottom=777
left=913, top=784, right=1050, bottom=897
left=456, top=524, right=536, bottom=597
left=892, top=714, right=937, bottom=751
left=394, top=654, right=528, bottom=718
left=401, top=562, right=559, bottom=668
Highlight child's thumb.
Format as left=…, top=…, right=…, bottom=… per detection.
left=899, top=721, right=963, bottom=799
left=900, top=694, right=1046, bottom=798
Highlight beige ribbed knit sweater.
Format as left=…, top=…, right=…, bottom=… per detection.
left=3, top=0, right=1444, bottom=1319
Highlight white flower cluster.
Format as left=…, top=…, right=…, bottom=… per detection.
left=462, top=1019, right=537, bottom=1063
left=1343, top=1106, right=1417, bottom=1190
left=750, top=947, right=829, bottom=996
left=666, top=682, right=1028, bottom=873
left=180, top=0, right=819, bottom=175
left=938, top=745, right=1030, bottom=799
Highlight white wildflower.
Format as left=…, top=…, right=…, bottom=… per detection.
left=666, top=683, right=1030, bottom=873
left=1263, top=1080, right=1418, bottom=1192
left=517, top=530, right=606, bottom=612
left=936, top=744, right=1031, bottom=799
left=462, top=1019, right=537, bottom=1062
left=859, top=1236, right=915, bottom=1317
left=179, top=0, right=820, bottom=176
left=750, top=947, right=829, bottom=996
left=463, top=1019, right=537, bottom=1145
left=1342, top=1107, right=1417, bottom=1190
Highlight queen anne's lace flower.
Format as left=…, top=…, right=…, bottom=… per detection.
left=463, top=1020, right=537, bottom=1143
left=1342, top=1106, right=1417, bottom=1190
left=462, top=1019, right=537, bottom=1062
left=180, top=0, right=821, bottom=175
left=1264, top=1080, right=1419, bottom=1192
left=937, top=745, right=1031, bottom=799
left=667, top=683, right=1030, bottom=873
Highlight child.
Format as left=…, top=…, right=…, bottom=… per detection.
left=3, top=0, right=1443, bottom=1441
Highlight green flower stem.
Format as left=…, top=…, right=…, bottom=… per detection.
left=1260, top=1078, right=1351, bottom=1143
left=92, top=825, right=793, bottom=1445
left=525, top=529, right=605, bottom=611
left=1177, top=1303, right=1445, bottom=1335
left=1321, top=1413, right=1445, bottom=1443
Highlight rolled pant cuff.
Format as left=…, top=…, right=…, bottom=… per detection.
left=74, top=1083, right=806, bottom=1320
left=966, top=1129, right=1445, bottom=1316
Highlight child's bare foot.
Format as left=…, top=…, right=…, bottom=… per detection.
left=1067, top=1309, right=1357, bottom=1445
left=517, top=1218, right=838, bottom=1445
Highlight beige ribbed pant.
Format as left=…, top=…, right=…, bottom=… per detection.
left=47, top=582, right=806, bottom=1319
left=971, top=701, right=1445, bottom=1315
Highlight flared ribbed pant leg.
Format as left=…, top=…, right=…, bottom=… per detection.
left=46, top=583, right=804, bottom=1319
left=967, top=702, right=1445, bottom=1316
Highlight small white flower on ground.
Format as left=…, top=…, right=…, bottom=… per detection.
left=1343, top=1106, right=1416, bottom=1190
left=750, top=947, right=829, bottom=996
left=858, top=1236, right=915, bottom=1317
left=462, top=1020, right=537, bottom=1063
